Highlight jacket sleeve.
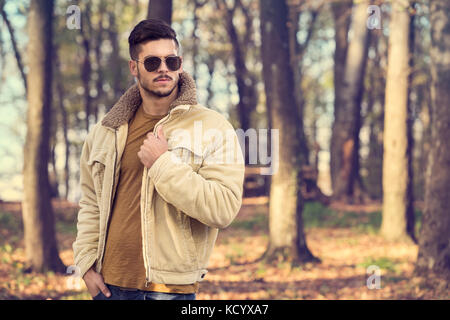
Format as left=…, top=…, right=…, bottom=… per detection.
left=72, top=131, right=100, bottom=279
left=148, top=121, right=245, bottom=229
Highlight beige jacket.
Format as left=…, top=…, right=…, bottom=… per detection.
left=73, top=72, right=245, bottom=286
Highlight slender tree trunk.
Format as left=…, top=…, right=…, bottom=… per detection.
left=107, top=9, right=123, bottom=106
left=365, top=29, right=386, bottom=200
left=217, top=0, right=258, bottom=133
left=191, top=0, right=207, bottom=81
left=330, top=0, right=352, bottom=197
left=0, top=1, right=27, bottom=93
left=260, top=0, right=319, bottom=265
left=287, top=3, right=318, bottom=164
left=381, top=0, right=415, bottom=242
left=49, top=134, right=59, bottom=198
left=405, top=4, right=417, bottom=242
left=330, top=1, right=370, bottom=203
left=205, top=56, right=215, bottom=107
left=22, top=0, right=65, bottom=273
left=147, top=0, right=172, bottom=24
left=93, top=0, right=106, bottom=123
left=415, top=0, right=450, bottom=281
left=216, top=0, right=258, bottom=167
left=54, top=47, right=70, bottom=199
left=80, top=5, right=92, bottom=132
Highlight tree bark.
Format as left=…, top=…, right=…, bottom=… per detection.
left=260, top=0, right=319, bottom=265
left=330, top=0, right=352, bottom=194
left=22, top=0, right=65, bottom=273
left=216, top=0, right=258, bottom=133
left=415, top=0, right=450, bottom=281
left=93, top=0, right=106, bottom=123
left=288, top=2, right=319, bottom=164
left=106, top=6, right=127, bottom=108
left=147, top=0, right=172, bottom=24
left=191, top=0, right=207, bottom=81
left=54, top=46, right=70, bottom=199
left=330, top=1, right=370, bottom=203
left=365, top=29, right=386, bottom=200
left=80, top=4, right=92, bottom=132
left=0, top=0, right=27, bottom=93
left=381, top=0, right=415, bottom=242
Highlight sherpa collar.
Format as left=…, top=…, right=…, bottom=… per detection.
left=101, top=71, right=198, bottom=129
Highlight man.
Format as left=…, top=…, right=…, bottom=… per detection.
left=72, top=19, right=245, bottom=300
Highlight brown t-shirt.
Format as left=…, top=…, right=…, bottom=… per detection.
left=101, top=103, right=199, bottom=293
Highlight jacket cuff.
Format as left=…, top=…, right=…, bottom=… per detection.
left=76, top=253, right=97, bottom=279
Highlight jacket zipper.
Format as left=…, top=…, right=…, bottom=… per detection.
left=97, top=128, right=118, bottom=273
left=143, top=107, right=183, bottom=287
left=143, top=166, right=150, bottom=287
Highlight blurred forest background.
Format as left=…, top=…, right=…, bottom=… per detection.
left=0, top=0, right=449, bottom=299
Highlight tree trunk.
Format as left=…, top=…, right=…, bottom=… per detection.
left=415, top=0, right=450, bottom=281
left=330, top=1, right=370, bottom=203
left=365, top=29, right=386, bottom=200
left=80, top=4, right=92, bottom=132
left=405, top=3, right=417, bottom=242
left=107, top=8, right=125, bottom=107
left=260, top=0, right=319, bottom=265
left=217, top=0, right=258, bottom=133
left=380, top=0, right=415, bottom=242
left=147, top=0, right=172, bottom=24
left=329, top=0, right=352, bottom=198
left=191, top=0, right=207, bottom=81
left=205, top=56, right=215, bottom=107
left=0, top=1, right=27, bottom=93
left=287, top=3, right=318, bottom=164
left=93, top=0, right=106, bottom=123
left=22, top=0, right=65, bottom=273
left=54, top=46, right=70, bottom=199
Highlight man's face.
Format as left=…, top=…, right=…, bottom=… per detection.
left=129, top=39, right=183, bottom=98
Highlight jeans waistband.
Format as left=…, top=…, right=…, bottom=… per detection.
left=107, top=284, right=138, bottom=291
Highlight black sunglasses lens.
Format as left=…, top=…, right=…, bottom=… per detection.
left=142, top=56, right=181, bottom=72
left=144, top=57, right=161, bottom=72
left=166, top=56, right=181, bottom=71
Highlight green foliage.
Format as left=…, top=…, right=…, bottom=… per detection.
left=55, top=221, right=77, bottom=235
left=229, top=202, right=423, bottom=240
left=230, top=212, right=267, bottom=231
left=357, top=257, right=398, bottom=273
left=0, top=211, right=23, bottom=246
left=302, top=202, right=423, bottom=235
left=0, top=211, right=22, bottom=233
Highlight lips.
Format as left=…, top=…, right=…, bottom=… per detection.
left=156, top=78, right=171, bottom=82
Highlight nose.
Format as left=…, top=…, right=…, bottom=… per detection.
left=156, top=59, right=169, bottom=72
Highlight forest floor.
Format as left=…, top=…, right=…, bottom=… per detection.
left=0, top=197, right=448, bottom=300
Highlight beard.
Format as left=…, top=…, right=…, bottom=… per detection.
left=137, top=69, right=178, bottom=98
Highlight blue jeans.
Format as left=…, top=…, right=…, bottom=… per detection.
left=93, top=283, right=196, bottom=300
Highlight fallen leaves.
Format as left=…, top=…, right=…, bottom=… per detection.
left=0, top=199, right=448, bottom=300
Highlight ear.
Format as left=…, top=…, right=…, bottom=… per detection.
left=129, top=59, right=138, bottom=78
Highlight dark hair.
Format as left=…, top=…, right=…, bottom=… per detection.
left=128, top=19, right=180, bottom=60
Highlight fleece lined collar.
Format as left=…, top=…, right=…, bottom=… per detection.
left=101, top=71, right=198, bottom=129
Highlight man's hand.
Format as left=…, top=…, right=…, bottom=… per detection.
left=83, top=267, right=111, bottom=298
left=138, top=125, right=168, bottom=169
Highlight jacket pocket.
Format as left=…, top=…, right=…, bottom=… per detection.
left=87, top=148, right=107, bottom=203
left=179, top=211, right=199, bottom=268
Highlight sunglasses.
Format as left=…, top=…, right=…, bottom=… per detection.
left=134, top=55, right=182, bottom=72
